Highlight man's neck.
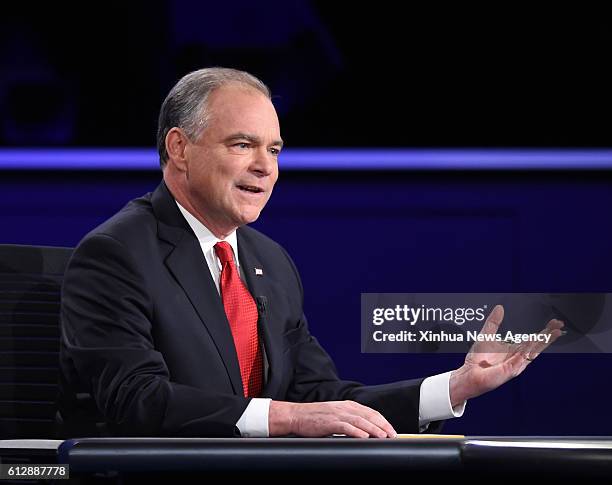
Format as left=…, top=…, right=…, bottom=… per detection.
left=164, top=176, right=236, bottom=239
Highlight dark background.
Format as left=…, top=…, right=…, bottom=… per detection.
left=1, top=2, right=610, bottom=436
left=1, top=2, right=610, bottom=148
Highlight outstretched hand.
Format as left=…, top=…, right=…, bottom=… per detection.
left=449, top=305, right=564, bottom=407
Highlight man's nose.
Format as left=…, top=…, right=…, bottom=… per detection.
left=249, top=146, right=277, bottom=177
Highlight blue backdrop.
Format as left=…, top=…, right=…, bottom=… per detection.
left=2, top=168, right=610, bottom=435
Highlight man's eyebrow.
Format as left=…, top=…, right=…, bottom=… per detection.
left=224, top=132, right=284, bottom=148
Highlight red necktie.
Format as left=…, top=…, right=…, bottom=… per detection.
left=214, top=241, right=263, bottom=398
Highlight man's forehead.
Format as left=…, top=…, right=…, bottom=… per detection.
left=208, top=83, right=271, bottom=110
left=205, top=85, right=280, bottom=135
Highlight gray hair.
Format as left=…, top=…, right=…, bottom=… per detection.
left=156, top=67, right=271, bottom=168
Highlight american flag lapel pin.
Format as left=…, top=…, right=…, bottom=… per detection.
left=255, top=267, right=263, bottom=276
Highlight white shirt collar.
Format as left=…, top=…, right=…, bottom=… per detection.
left=175, top=201, right=240, bottom=267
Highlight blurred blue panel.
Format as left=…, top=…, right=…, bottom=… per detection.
left=1, top=148, right=612, bottom=170
left=1, top=169, right=611, bottom=435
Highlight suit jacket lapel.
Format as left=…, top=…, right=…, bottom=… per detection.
left=152, top=182, right=244, bottom=396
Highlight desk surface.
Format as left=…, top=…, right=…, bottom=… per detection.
left=53, top=436, right=612, bottom=477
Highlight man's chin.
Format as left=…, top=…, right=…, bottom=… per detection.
left=236, top=208, right=263, bottom=226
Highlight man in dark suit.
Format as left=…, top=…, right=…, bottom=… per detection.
left=59, top=68, right=564, bottom=438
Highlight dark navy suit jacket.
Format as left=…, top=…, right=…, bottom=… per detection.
left=59, top=182, right=434, bottom=437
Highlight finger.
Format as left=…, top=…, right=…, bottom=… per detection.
left=500, top=320, right=565, bottom=380
left=346, top=402, right=397, bottom=437
left=362, top=409, right=397, bottom=438
left=514, top=320, right=563, bottom=364
left=542, top=318, right=564, bottom=333
left=338, top=422, right=370, bottom=439
left=527, top=323, right=565, bottom=360
left=344, top=415, right=390, bottom=439
left=479, top=305, right=504, bottom=335
left=505, top=350, right=531, bottom=377
left=508, top=318, right=563, bottom=359
left=523, top=318, right=564, bottom=355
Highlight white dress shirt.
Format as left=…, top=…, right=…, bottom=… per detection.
left=176, top=201, right=466, bottom=437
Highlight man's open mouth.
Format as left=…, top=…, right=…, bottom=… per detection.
left=236, top=184, right=264, bottom=194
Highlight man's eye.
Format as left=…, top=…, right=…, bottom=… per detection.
left=269, top=148, right=281, bottom=156
left=234, top=143, right=250, bottom=149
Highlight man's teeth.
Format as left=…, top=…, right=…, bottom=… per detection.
left=239, top=185, right=262, bottom=193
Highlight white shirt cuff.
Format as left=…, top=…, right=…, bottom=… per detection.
left=235, top=398, right=271, bottom=437
left=419, top=371, right=466, bottom=427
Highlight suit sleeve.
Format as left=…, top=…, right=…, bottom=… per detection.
left=61, top=233, right=249, bottom=437
left=278, top=246, right=444, bottom=434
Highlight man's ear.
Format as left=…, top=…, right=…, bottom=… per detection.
left=165, top=127, right=189, bottom=172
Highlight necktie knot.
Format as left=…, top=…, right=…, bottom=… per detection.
left=214, top=241, right=234, bottom=265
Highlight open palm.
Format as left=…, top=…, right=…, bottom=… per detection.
left=450, top=305, right=564, bottom=406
